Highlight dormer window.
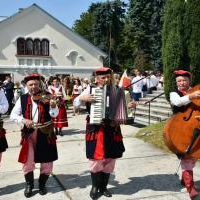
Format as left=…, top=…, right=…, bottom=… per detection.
left=16, top=37, right=49, bottom=56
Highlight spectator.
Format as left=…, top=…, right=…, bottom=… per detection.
left=72, top=79, right=83, bottom=115
left=3, top=75, right=14, bottom=114
left=113, top=73, right=121, bottom=86
left=157, top=71, right=164, bottom=88
left=130, top=70, right=144, bottom=101
left=146, top=72, right=159, bottom=94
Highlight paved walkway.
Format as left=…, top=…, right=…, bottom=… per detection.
left=0, top=107, right=200, bottom=200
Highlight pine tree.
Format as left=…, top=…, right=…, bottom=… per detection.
left=93, top=0, right=126, bottom=71
left=125, top=0, right=165, bottom=71
left=162, top=0, right=187, bottom=100
left=72, top=1, right=126, bottom=72
left=185, top=0, right=200, bottom=85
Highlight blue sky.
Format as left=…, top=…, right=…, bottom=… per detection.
left=0, top=0, right=128, bottom=28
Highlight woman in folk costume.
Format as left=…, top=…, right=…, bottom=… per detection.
left=0, top=88, right=9, bottom=166
left=169, top=70, right=200, bottom=199
left=72, top=78, right=83, bottom=115
left=10, top=74, right=59, bottom=198
left=48, top=76, right=68, bottom=136
left=76, top=67, right=135, bottom=199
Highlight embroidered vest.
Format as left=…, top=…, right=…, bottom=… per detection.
left=20, top=93, right=52, bottom=138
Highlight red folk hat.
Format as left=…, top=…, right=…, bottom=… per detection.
left=94, top=67, right=113, bottom=76
left=174, top=70, right=191, bottom=78
left=24, top=74, right=41, bottom=83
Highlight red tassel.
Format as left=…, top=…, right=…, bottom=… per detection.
left=18, top=139, right=29, bottom=163
left=94, top=127, right=104, bottom=160
left=90, top=133, right=94, bottom=141
left=0, top=129, right=6, bottom=138
left=85, top=133, right=90, bottom=141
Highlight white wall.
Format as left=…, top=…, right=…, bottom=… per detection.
left=0, top=5, right=106, bottom=81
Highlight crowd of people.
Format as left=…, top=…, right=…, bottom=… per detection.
left=1, top=67, right=200, bottom=200
left=129, top=69, right=164, bottom=102
left=0, top=68, right=167, bottom=200
left=0, top=69, right=164, bottom=117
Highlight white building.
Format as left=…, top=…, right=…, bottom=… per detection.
left=0, top=4, right=107, bottom=82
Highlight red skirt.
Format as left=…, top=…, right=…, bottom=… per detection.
left=53, top=105, right=68, bottom=128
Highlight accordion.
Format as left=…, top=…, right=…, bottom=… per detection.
left=90, top=85, right=132, bottom=124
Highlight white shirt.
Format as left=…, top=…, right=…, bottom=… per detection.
left=0, top=89, right=9, bottom=114
left=10, top=95, right=59, bottom=123
left=74, top=85, right=91, bottom=107
left=48, top=85, right=67, bottom=98
left=73, top=85, right=83, bottom=95
left=131, top=76, right=144, bottom=93
left=170, top=91, right=190, bottom=107
left=147, top=75, right=159, bottom=88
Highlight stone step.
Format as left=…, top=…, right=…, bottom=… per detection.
left=137, top=102, right=171, bottom=109
left=135, top=107, right=172, bottom=117
left=141, top=97, right=169, bottom=104
left=144, top=93, right=166, bottom=99
left=132, top=88, right=172, bottom=126
left=134, top=110, right=168, bottom=121
left=133, top=116, right=160, bottom=126
left=152, top=89, right=164, bottom=94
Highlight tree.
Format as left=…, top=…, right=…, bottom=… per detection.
left=162, top=0, right=188, bottom=100
left=72, top=1, right=127, bottom=72
left=185, top=0, right=200, bottom=85
left=72, top=3, right=102, bottom=44
left=125, top=0, right=165, bottom=71
left=92, top=0, right=127, bottom=71
left=72, top=12, right=94, bottom=42
left=149, top=0, right=166, bottom=71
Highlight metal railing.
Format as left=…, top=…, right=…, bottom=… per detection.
left=144, top=91, right=165, bottom=124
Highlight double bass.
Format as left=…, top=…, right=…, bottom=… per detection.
left=164, top=84, right=200, bottom=159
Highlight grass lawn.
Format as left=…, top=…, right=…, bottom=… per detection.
left=135, top=121, right=171, bottom=153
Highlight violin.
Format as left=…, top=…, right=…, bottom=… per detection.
left=32, top=92, right=64, bottom=107
left=164, top=84, right=200, bottom=159
left=32, top=92, right=54, bottom=104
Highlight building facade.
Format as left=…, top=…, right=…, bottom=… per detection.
left=0, top=4, right=107, bottom=82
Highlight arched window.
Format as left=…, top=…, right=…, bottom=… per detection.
left=25, top=38, right=33, bottom=55
left=41, top=39, right=49, bottom=56
left=33, top=39, right=41, bottom=55
left=17, top=38, right=25, bottom=55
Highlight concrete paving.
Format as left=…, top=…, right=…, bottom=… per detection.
left=0, top=107, right=200, bottom=200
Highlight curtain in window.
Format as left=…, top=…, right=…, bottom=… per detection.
left=26, top=38, right=34, bottom=55
left=17, top=38, right=25, bottom=55
left=41, top=39, right=49, bottom=56
left=34, top=39, right=41, bottom=55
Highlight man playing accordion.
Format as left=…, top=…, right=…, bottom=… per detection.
left=76, top=67, right=135, bottom=199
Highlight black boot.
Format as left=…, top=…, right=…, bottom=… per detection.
left=55, top=128, right=58, bottom=135
left=100, top=172, right=112, bottom=197
left=38, top=174, right=49, bottom=195
left=59, top=128, right=63, bottom=136
left=24, top=172, right=34, bottom=198
left=90, top=172, right=101, bottom=200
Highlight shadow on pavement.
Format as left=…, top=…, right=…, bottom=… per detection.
left=61, top=128, right=85, bottom=136
left=110, top=173, right=183, bottom=195
left=0, top=176, right=61, bottom=196
left=54, top=172, right=183, bottom=195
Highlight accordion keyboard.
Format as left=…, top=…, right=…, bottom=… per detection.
left=90, top=87, right=105, bottom=124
